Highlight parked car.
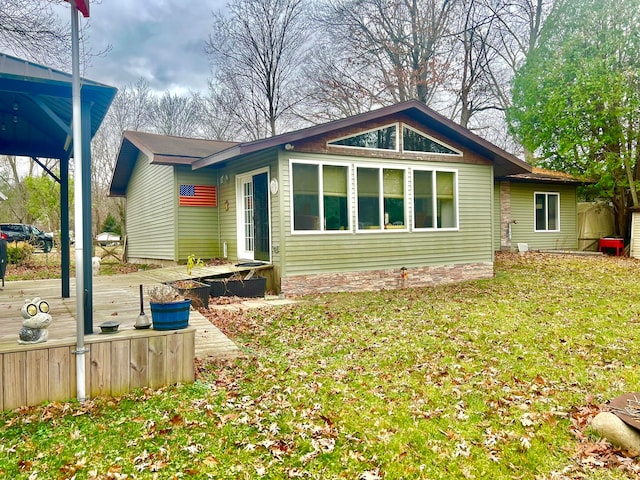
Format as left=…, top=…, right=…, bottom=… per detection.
left=0, top=223, right=54, bottom=252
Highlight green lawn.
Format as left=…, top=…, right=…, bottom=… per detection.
left=1, top=253, right=639, bottom=479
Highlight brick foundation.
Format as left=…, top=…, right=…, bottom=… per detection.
left=281, top=262, right=494, bottom=296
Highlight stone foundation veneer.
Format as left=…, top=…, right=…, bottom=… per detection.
left=500, top=181, right=512, bottom=251
left=281, top=262, right=494, bottom=296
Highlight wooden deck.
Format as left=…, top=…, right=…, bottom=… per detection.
left=0, top=262, right=285, bottom=411
left=0, top=263, right=277, bottom=359
left=0, top=263, right=284, bottom=409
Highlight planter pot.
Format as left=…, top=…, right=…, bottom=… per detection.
left=203, top=276, right=266, bottom=298
left=150, top=299, right=191, bottom=330
left=167, top=280, right=210, bottom=308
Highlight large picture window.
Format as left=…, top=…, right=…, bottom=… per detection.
left=413, top=169, right=457, bottom=229
left=535, top=192, right=559, bottom=232
left=291, top=162, right=349, bottom=232
left=357, top=167, right=405, bottom=230
left=291, top=161, right=460, bottom=234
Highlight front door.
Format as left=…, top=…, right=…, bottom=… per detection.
left=237, top=170, right=270, bottom=262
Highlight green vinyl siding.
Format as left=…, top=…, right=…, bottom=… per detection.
left=217, top=149, right=280, bottom=263
left=217, top=170, right=238, bottom=261
left=126, top=152, right=176, bottom=260
left=175, top=167, right=220, bottom=261
left=493, top=183, right=501, bottom=250
left=509, top=183, right=577, bottom=250
left=279, top=153, right=493, bottom=277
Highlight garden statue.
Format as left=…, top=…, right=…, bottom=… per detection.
left=18, top=297, right=52, bottom=344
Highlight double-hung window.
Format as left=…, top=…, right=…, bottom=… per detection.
left=535, top=192, right=559, bottom=232
left=356, top=167, right=406, bottom=230
left=291, top=161, right=350, bottom=232
left=413, top=169, right=458, bottom=229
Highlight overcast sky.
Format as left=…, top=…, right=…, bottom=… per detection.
left=56, top=0, right=227, bottom=94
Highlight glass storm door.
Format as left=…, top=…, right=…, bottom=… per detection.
left=237, top=170, right=270, bottom=261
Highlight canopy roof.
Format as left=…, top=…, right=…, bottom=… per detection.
left=0, top=53, right=116, bottom=159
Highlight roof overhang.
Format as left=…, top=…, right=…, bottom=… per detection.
left=193, top=100, right=531, bottom=177
left=498, top=167, right=593, bottom=185
left=0, top=53, right=116, bottom=160
left=109, top=131, right=239, bottom=196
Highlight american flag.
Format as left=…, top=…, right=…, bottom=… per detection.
left=179, top=184, right=217, bottom=207
left=65, top=0, right=90, bottom=17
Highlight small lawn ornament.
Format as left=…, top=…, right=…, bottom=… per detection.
left=18, top=298, right=52, bottom=344
left=92, top=256, right=101, bottom=276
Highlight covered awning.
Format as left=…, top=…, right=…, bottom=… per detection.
left=0, top=53, right=116, bottom=333
left=0, top=53, right=115, bottom=160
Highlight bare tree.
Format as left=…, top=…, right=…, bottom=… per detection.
left=92, top=79, right=153, bottom=191
left=108, top=78, right=153, bottom=135
left=0, top=0, right=71, bottom=68
left=149, top=92, right=203, bottom=138
left=200, top=81, right=242, bottom=141
left=447, top=0, right=502, bottom=129
left=315, top=0, right=459, bottom=107
left=0, top=155, right=34, bottom=223
left=91, top=79, right=154, bottom=236
left=297, top=41, right=382, bottom=124
left=472, top=0, right=554, bottom=153
left=205, top=0, right=312, bottom=139
left=482, top=0, right=553, bottom=112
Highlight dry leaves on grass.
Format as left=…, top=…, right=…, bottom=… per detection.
left=201, top=303, right=279, bottom=341
left=6, top=253, right=638, bottom=478
left=560, top=396, right=640, bottom=478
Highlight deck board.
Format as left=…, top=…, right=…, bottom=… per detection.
left=0, top=265, right=254, bottom=360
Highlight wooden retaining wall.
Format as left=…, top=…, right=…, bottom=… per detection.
left=0, top=327, right=195, bottom=410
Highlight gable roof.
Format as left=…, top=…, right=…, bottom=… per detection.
left=0, top=53, right=116, bottom=159
left=110, top=100, right=533, bottom=197
left=192, top=100, right=531, bottom=177
left=109, top=131, right=238, bottom=196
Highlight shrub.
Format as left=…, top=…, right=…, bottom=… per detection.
left=7, top=242, right=33, bottom=264
left=101, top=213, right=121, bottom=236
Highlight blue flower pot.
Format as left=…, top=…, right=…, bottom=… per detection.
left=149, top=299, right=191, bottom=330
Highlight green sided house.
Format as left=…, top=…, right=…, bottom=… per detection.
left=494, top=168, right=586, bottom=252
left=109, top=100, right=581, bottom=295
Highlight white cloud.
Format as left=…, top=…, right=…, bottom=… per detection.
left=59, top=0, right=225, bottom=93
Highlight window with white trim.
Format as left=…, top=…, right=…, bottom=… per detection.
left=327, top=123, right=460, bottom=156
left=356, top=166, right=406, bottom=230
left=291, top=162, right=350, bottom=232
left=413, top=169, right=458, bottom=229
left=402, top=125, right=461, bottom=155
left=535, top=192, right=560, bottom=232
left=328, top=124, right=398, bottom=151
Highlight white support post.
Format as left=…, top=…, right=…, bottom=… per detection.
left=70, top=1, right=87, bottom=403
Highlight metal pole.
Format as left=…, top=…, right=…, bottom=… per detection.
left=71, top=1, right=87, bottom=403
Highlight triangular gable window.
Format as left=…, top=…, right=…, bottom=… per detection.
left=328, top=124, right=397, bottom=151
left=402, top=125, right=461, bottom=155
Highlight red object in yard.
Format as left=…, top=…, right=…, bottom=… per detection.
left=599, top=237, right=624, bottom=256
